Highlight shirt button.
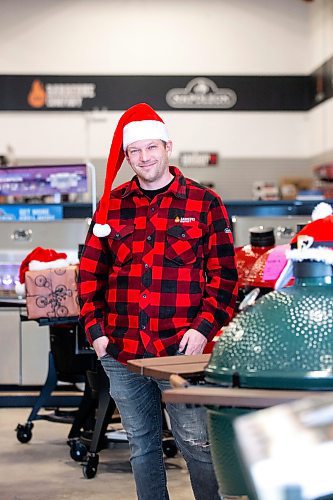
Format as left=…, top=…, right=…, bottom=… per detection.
left=141, top=325, right=146, bottom=330
left=144, top=263, right=149, bottom=268
left=181, top=233, right=186, bottom=238
left=147, top=235, right=152, bottom=241
left=151, top=207, right=155, bottom=212
left=115, top=233, right=120, bottom=238
left=142, top=294, right=147, bottom=299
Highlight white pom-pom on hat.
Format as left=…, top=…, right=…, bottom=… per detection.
left=93, top=223, right=111, bottom=237
left=311, top=202, right=333, bottom=221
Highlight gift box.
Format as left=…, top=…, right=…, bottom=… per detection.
left=25, top=265, right=79, bottom=319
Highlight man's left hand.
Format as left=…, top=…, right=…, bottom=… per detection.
left=178, top=329, right=208, bottom=355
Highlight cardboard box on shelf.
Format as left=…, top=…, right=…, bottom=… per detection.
left=25, top=265, right=79, bottom=319
left=279, top=177, right=314, bottom=200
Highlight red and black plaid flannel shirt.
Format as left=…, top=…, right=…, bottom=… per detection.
left=78, top=166, right=238, bottom=364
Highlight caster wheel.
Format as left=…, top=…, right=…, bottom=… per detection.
left=82, top=454, right=99, bottom=479
left=162, top=439, right=178, bottom=458
left=69, top=440, right=87, bottom=462
left=16, top=423, right=33, bottom=444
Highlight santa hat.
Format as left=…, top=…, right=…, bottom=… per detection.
left=15, top=247, right=69, bottom=297
left=93, top=103, right=169, bottom=237
left=275, top=202, right=333, bottom=290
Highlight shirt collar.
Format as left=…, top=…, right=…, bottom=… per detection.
left=120, top=166, right=186, bottom=199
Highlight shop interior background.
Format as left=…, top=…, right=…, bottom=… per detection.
left=0, top=0, right=333, bottom=200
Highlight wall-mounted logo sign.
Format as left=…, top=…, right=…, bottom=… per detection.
left=179, top=152, right=219, bottom=168
left=0, top=74, right=313, bottom=111
left=166, top=77, right=237, bottom=109
left=27, top=79, right=96, bottom=109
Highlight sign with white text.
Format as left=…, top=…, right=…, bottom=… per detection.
left=179, top=152, right=219, bottom=168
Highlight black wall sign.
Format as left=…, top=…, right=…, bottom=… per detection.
left=0, top=59, right=331, bottom=112
left=0, top=74, right=312, bottom=112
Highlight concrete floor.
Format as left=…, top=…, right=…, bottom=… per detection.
left=0, top=407, right=194, bottom=500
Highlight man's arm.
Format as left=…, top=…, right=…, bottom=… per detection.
left=183, top=195, right=238, bottom=352
left=78, top=221, right=110, bottom=353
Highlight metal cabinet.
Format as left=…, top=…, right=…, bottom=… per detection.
left=20, top=318, right=49, bottom=385
left=0, top=308, right=49, bottom=385
left=0, top=308, right=21, bottom=384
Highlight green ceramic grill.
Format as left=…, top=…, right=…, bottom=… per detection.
left=205, top=260, right=333, bottom=499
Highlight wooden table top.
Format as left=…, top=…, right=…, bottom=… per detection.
left=127, top=355, right=333, bottom=409
left=127, top=354, right=210, bottom=379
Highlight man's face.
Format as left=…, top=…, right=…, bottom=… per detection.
left=125, top=139, right=172, bottom=187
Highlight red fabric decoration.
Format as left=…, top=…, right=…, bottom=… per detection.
left=290, top=215, right=333, bottom=251
left=19, top=247, right=67, bottom=284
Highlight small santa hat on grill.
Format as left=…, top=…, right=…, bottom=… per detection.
left=15, top=247, right=68, bottom=297
left=275, top=202, right=333, bottom=290
left=93, top=102, right=169, bottom=238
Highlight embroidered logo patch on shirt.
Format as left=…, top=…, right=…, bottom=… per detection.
left=175, top=216, right=196, bottom=223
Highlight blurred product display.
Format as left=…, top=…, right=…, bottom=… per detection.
left=244, top=243, right=292, bottom=292
left=252, top=181, right=280, bottom=201
left=314, top=163, right=333, bottom=199
left=235, top=226, right=276, bottom=306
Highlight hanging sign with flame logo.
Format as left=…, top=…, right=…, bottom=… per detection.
left=27, top=79, right=96, bottom=109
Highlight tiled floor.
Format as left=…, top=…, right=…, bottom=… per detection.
left=0, top=407, right=194, bottom=500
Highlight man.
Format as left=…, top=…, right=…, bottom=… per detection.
left=78, top=103, right=238, bottom=500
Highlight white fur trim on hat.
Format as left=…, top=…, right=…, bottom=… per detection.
left=286, top=247, right=333, bottom=265
left=29, top=258, right=71, bottom=271
left=312, top=202, right=333, bottom=221
left=15, top=282, right=26, bottom=297
left=93, top=223, right=111, bottom=237
left=123, top=120, right=169, bottom=151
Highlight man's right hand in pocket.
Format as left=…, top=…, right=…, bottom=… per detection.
left=92, top=336, right=109, bottom=358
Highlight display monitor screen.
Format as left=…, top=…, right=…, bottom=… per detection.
left=0, top=164, right=88, bottom=196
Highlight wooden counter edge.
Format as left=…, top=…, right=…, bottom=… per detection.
left=162, top=386, right=333, bottom=408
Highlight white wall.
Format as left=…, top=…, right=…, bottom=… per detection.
left=0, top=0, right=331, bottom=199
left=0, top=110, right=308, bottom=160
left=0, top=109, right=310, bottom=198
left=0, top=0, right=311, bottom=75
left=308, top=0, right=333, bottom=71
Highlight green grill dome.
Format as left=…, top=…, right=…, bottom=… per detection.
left=206, top=275, right=333, bottom=390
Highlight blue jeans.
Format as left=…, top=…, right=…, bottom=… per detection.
left=100, top=355, right=220, bottom=500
